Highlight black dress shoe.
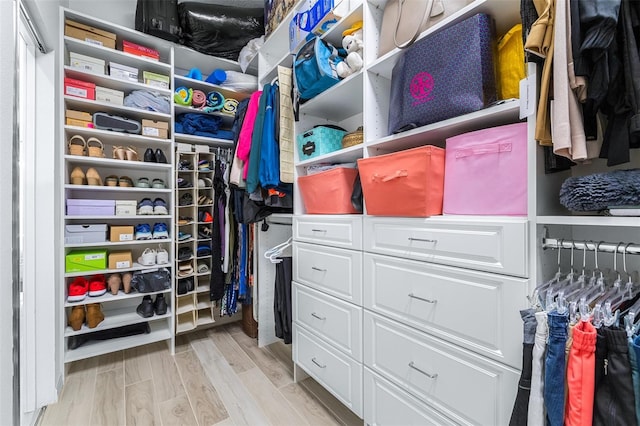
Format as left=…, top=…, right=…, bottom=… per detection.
left=144, top=148, right=157, bottom=162
left=136, top=295, right=155, bottom=318
left=154, top=294, right=167, bottom=315
left=155, top=149, right=168, bottom=163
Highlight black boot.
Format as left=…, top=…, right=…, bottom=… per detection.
left=136, top=295, right=155, bottom=318
left=154, top=294, right=168, bottom=315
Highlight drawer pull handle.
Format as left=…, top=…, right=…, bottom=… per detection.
left=408, top=293, right=437, bottom=304
left=311, top=266, right=327, bottom=272
left=311, top=229, right=327, bottom=233
left=311, top=312, right=326, bottom=320
left=409, top=361, right=438, bottom=379
left=408, top=237, right=437, bottom=243
left=311, top=357, right=326, bottom=368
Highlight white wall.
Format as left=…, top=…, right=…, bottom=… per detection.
left=0, top=1, right=16, bottom=424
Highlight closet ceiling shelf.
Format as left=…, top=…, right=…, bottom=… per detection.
left=174, top=133, right=234, bottom=147
left=173, top=75, right=250, bottom=101
left=64, top=322, right=171, bottom=363
left=64, top=262, right=172, bottom=278
left=64, top=154, right=173, bottom=171
left=64, top=125, right=173, bottom=146
left=64, top=288, right=170, bottom=307
left=64, top=66, right=172, bottom=95
left=537, top=215, right=640, bottom=227
left=65, top=238, right=173, bottom=248
left=65, top=184, right=171, bottom=194
left=542, top=238, right=640, bottom=255
left=64, top=307, right=171, bottom=337
left=64, top=95, right=171, bottom=120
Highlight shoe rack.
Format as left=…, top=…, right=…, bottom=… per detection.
left=174, top=147, right=217, bottom=333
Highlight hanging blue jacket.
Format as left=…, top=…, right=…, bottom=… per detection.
left=259, top=83, right=280, bottom=189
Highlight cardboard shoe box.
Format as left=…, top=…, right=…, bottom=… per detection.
left=109, top=225, right=134, bottom=242
left=115, top=200, right=137, bottom=216
left=109, top=251, right=133, bottom=269
left=96, top=86, right=124, bottom=106
left=66, top=249, right=107, bottom=273
left=65, top=109, right=93, bottom=128
left=65, top=224, right=108, bottom=244
left=122, top=40, right=160, bottom=61
left=142, top=119, right=169, bottom=139
left=66, top=199, right=115, bottom=216
left=65, top=19, right=116, bottom=49
left=70, top=52, right=106, bottom=75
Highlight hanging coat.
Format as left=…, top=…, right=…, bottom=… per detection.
left=246, top=83, right=270, bottom=194
left=237, top=91, right=262, bottom=180
left=260, top=83, right=281, bottom=189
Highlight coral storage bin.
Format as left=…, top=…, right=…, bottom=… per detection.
left=298, top=167, right=359, bottom=214
left=443, top=122, right=527, bottom=215
left=357, top=145, right=445, bottom=217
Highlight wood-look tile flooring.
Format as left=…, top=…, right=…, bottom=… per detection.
left=39, top=323, right=362, bottom=426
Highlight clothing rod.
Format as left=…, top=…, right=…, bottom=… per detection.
left=542, top=238, right=640, bottom=255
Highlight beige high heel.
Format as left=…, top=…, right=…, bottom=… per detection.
left=68, top=135, right=86, bottom=156
left=70, top=167, right=86, bottom=185
left=121, top=272, right=132, bottom=293
left=125, top=146, right=139, bottom=161
left=112, top=146, right=126, bottom=160
left=107, top=273, right=122, bottom=295
left=86, top=167, right=103, bottom=186
left=87, top=137, right=104, bottom=158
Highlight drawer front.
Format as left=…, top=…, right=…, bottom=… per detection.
left=364, top=253, right=527, bottom=368
left=364, top=312, right=519, bottom=426
left=364, top=368, right=457, bottom=426
left=294, top=215, right=363, bottom=250
left=294, top=324, right=363, bottom=417
left=294, top=242, right=363, bottom=305
left=293, top=282, right=362, bottom=361
left=364, top=217, right=528, bottom=277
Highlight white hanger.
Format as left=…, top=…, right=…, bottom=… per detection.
left=264, top=237, right=292, bottom=264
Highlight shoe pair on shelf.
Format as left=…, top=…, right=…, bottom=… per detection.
left=178, top=160, right=193, bottom=171
left=68, top=303, right=104, bottom=331
left=177, top=246, right=193, bottom=261
left=198, top=225, right=212, bottom=239
left=136, top=294, right=167, bottom=318
left=138, top=247, right=169, bottom=266
left=177, top=277, right=194, bottom=295
left=177, top=177, right=193, bottom=189
left=112, top=146, right=139, bottom=161
left=106, top=272, right=132, bottom=295
left=144, top=148, right=168, bottom=163
left=67, top=274, right=107, bottom=302
left=198, top=160, right=211, bottom=171
left=68, top=135, right=104, bottom=157
left=135, top=223, right=169, bottom=240
left=198, top=193, right=213, bottom=206
left=138, top=198, right=168, bottom=215
left=135, top=177, right=166, bottom=189
left=198, top=211, right=213, bottom=223
left=178, top=261, right=194, bottom=277
left=104, top=175, right=133, bottom=187
left=197, top=177, right=212, bottom=188
left=70, top=167, right=102, bottom=186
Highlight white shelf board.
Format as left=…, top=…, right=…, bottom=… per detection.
left=65, top=239, right=173, bottom=248
left=366, top=0, right=521, bottom=79
left=174, top=133, right=234, bottom=147
left=176, top=322, right=197, bottom=334
left=196, top=299, right=211, bottom=310
left=536, top=215, right=640, bottom=227
left=300, top=71, right=363, bottom=121
left=259, top=53, right=294, bottom=87
left=176, top=303, right=196, bottom=316
left=322, top=3, right=364, bottom=47
left=64, top=125, right=171, bottom=146
left=173, top=75, right=251, bottom=101
left=64, top=66, right=172, bottom=95
left=65, top=288, right=170, bottom=307
left=65, top=262, right=172, bottom=278
left=65, top=215, right=171, bottom=220
left=297, top=144, right=364, bottom=167
left=64, top=36, right=171, bottom=74
left=174, top=104, right=235, bottom=125
left=367, top=100, right=521, bottom=153
left=65, top=184, right=171, bottom=194
left=64, top=155, right=172, bottom=171
left=65, top=306, right=171, bottom=337
left=64, top=321, right=171, bottom=363
left=64, top=96, right=171, bottom=121
left=197, top=315, right=215, bottom=326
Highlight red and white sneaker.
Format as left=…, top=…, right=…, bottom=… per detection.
left=67, top=277, right=89, bottom=302
left=88, top=274, right=107, bottom=297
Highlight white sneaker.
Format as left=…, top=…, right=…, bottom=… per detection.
left=156, top=247, right=169, bottom=265
left=138, top=248, right=156, bottom=266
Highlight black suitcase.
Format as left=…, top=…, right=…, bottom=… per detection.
left=135, top=0, right=181, bottom=43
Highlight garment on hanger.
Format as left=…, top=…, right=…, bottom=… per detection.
left=237, top=91, right=262, bottom=179
left=509, top=308, right=537, bottom=425
left=246, top=84, right=270, bottom=192
left=274, top=256, right=292, bottom=344
left=210, top=158, right=226, bottom=301
left=529, top=310, right=549, bottom=425
left=565, top=319, right=597, bottom=426
left=260, top=83, right=280, bottom=189
left=544, top=310, right=569, bottom=426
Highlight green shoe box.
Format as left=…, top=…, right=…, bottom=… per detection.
left=65, top=249, right=107, bottom=272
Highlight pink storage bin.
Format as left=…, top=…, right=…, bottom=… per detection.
left=66, top=199, right=115, bottom=216
left=298, top=167, right=359, bottom=214
left=443, top=122, right=527, bottom=215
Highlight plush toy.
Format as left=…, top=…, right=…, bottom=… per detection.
left=336, top=21, right=364, bottom=79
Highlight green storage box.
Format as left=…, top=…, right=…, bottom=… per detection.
left=65, top=249, right=107, bottom=272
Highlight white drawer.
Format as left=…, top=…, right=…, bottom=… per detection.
left=293, top=282, right=362, bottom=361
left=293, top=242, right=363, bottom=304
left=364, top=253, right=527, bottom=368
left=293, top=215, right=363, bottom=250
left=294, top=324, right=363, bottom=417
left=364, top=312, right=518, bottom=426
left=364, top=368, right=457, bottom=426
left=364, top=216, right=528, bottom=277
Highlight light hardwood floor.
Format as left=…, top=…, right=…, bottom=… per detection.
left=40, top=323, right=362, bottom=426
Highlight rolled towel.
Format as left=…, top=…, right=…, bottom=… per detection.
left=192, top=90, right=206, bottom=108
left=174, top=86, right=193, bottom=106
left=206, top=91, right=225, bottom=111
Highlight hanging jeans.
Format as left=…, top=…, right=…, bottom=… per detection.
left=529, top=311, right=548, bottom=426
left=544, top=310, right=569, bottom=426
left=274, top=257, right=292, bottom=344
left=509, top=308, right=538, bottom=425
left=593, top=327, right=637, bottom=426
left=632, top=335, right=640, bottom=424
left=565, top=320, right=597, bottom=426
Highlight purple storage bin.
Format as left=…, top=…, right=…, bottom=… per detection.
left=66, top=199, right=115, bottom=216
